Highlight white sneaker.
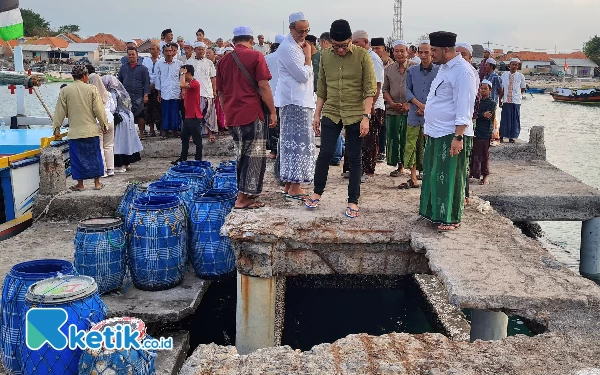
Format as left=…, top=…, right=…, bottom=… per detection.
left=114, top=168, right=127, bottom=173
left=107, top=170, right=115, bottom=176
left=101, top=174, right=109, bottom=178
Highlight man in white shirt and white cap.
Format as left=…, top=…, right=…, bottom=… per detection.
left=265, top=34, right=285, bottom=162
left=253, top=34, right=269, bottom=55
left=275, top=12, right=315, bottom=198
left=479, top=47, right=492, bottom=80
left=179, top=40, right=193, bottom=63
left=345, top=29, right=384, bottom=182
left=419, top=31, right=477, bottom=231
left=186, top=41, right=218, bottom=142
left=499, top=57, right=526, bottom=143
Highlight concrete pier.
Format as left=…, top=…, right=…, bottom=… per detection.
left=176, top=126, right=600, bottom=374
left=580, top=217, right=600, bottom=281
left=469, top=310, right=508, bottom=342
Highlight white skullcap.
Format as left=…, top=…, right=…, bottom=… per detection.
left=481, top=79, right=493, bottom=88
left=486, top=58, right=497, bottom=65
left=484, top=48, right=492, bottom=53
left=223, top=47, right=234, bottom=52
left=233, top=26, right=253, bottom=37
left=510, top=57, right=521, bottom=63
left=275, top=34, right=285, bottom=44
left=183, top=40, right=192, bottom=47
left=456, top=42, right=473, bottom=54
left=420, top=40, right=430, bottom=45
left=177, top=36, right=185, bottom=41
left=127, top=40, right=138, bottom=46
left=393, top=40, right=407, bottom=47
left=289, top=12, right=307, bottom=24
left=351, top=30, right=369, bottom=40
left=193, top=41, right=207, bottom=48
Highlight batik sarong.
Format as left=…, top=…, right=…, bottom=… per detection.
left=469, top=137, right=491, bottom=179
left=404, top=124, right=424, bottom=172
left=228, top=118, right=267, bottom=195
left=161, top=99, right=181, bottom=131
left=419, top=133, right=468, bottom=225
left=386, top=114, right=408, bottom=167
left=491, top=108, right=499, bottom=141
left=342, top=108, right=384, bottom=175
left=500, top=103, right=521, bottom=139
left=69, top=137, right=104, bottom=180
left=279, top=104, right=316, bottom=183
left=200, top=97, right=218, bottom=135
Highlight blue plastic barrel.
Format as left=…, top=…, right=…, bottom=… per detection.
left=189, top=189, right=237, bottom=278
left=0, top=260, right=75, bottom=374
left=180, top=160, right=215, bottom=180
left=78, top=317, right=156, bottom=375
left=21, top=275, right=107, bottom=375
left=215, top=165, right=236, bottom=174
left=74, top=217, right=127, bottom=295
left=162, top=165, right=210, bottom=196
left=213, top=172, right=237, bottom=191
left=117, top=182, right=151, bottom=218
left=147, top=179, right=194, bottom=210
left=218, top=160, right=236, bottom=168
left=126, top=195, right=188, bottom=291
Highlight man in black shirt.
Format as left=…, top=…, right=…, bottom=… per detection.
left=469, top=80, right=496, bottom=185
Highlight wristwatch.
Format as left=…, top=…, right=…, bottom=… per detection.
left=454, top=135, right=464, bottom=141
left=363, top=114, right=371, bottom=119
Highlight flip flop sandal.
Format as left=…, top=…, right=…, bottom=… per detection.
left=390, top=170, right=401, bottom=177
left=69, top=185, right=84, bottom=192
left=286, top=194, right=309, bottom=201
left=398, top=180, right=420, bottom=189
left=234, top=201, right=265, bottom=210
left=93, top=184, right=105, bottom=191
left=304, top=197, right=320, bottom=209
left=437, top=223, right=461, bottom=232
left=345, top=206, right=359, bottom=218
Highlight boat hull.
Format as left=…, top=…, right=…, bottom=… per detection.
left=551, top=94, right=600, bottom=104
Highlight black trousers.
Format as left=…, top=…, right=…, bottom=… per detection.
left=180, top=118, right=204, bottom=161
left=379, top=117, right=387, bottom=154
left=314, top=117, right=363, bottom=204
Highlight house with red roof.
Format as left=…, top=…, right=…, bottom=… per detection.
left=83, top=33, right=126, bottom=52
left=548, top=52, right=598, bottom=77
left=499, top=51, right=553, bottom=74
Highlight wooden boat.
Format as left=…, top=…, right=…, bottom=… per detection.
left=45, top=73, right=73, bottom=83
left=525, top=87, right=546, bottom=94
left=550, top=88, right=600, bottom=104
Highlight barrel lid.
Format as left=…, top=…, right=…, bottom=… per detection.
left=78, top=217, right=123, bottom=229
left=87, top=317, right=146, bottom=354
left=25, top=275, right=98, bottom=304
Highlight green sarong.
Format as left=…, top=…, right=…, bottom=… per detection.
left=404, top=124, right=424, bottom=171
left=386, top=114, right=407, bottom=167
left=419, top=133, right=468, bottom=225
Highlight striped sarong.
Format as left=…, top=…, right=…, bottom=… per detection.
left=228, top=118, right=267, bottom=195
left=200, top=97, right=218, bottom=135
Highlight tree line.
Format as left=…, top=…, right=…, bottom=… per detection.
left=21, top=8, right=80, bottom=37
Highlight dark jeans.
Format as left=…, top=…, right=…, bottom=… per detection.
left=314, top=117, right=362, bottom=204
left=268, top=108, right=280, bottom=154
left=180, top=118, right=204, bottom=160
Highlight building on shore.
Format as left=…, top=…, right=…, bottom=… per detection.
left=548, top=52, right=599, bottom=77
left=499, top=51, right=553, bottom=74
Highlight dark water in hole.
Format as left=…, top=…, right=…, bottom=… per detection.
left=281, top=275, right=438, bottom=352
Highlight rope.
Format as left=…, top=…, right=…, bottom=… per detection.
left=32, top=87, right=54, bottom=120
left=107, top=228, right=126, bottom=249
left=33, top=190, right=69, bottom=224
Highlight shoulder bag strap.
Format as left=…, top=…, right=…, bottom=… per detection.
left=231, top=50, right=260, bottom=94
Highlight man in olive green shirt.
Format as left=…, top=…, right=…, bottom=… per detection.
left=304, top=19, right=377, bottom=218
left=53, top=65, right=109, bottom=191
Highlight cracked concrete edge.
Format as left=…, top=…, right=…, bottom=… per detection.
left=155, top=330, right=190, bottom=375
left=274, top=276, right=286, bottom=347
left=413, top=274, right=471, bottom=342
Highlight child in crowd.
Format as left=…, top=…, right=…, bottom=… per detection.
left=470, top=80, right=496, bottom=185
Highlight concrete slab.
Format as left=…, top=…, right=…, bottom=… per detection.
left=155, top=331, right=190, bottom=375
left=0, top=222, right=210, bottom=325
left=140, top=135, right=234, bottom=159
left=180, top=331, right=600, bottom=375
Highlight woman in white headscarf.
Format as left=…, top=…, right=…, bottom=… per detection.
left=102, top=75, right=143, bottom=172
left=88, top=73, right=116, bottom=177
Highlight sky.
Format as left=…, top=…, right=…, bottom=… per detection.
left=22, top=0, right=599, bottom=53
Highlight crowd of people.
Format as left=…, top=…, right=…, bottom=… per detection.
left=52, top=15, right=528, bottom=231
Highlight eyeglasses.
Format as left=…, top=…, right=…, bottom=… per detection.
left=293, top=27, right=310, bottom=35
left=332, top=42, right=350, bottom=50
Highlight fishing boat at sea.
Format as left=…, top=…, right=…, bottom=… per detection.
left=0, top=46, right=68, bottom=240
left=525, top=87, right=546, bottom=94
left=550, top=87, right=600, bottom=104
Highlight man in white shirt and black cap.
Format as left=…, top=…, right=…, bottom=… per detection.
left=275, top=12, right=315, bottom=199
left=419, top=31, right=477, bottom=231
left=499, top=57, right=526, bottom=143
